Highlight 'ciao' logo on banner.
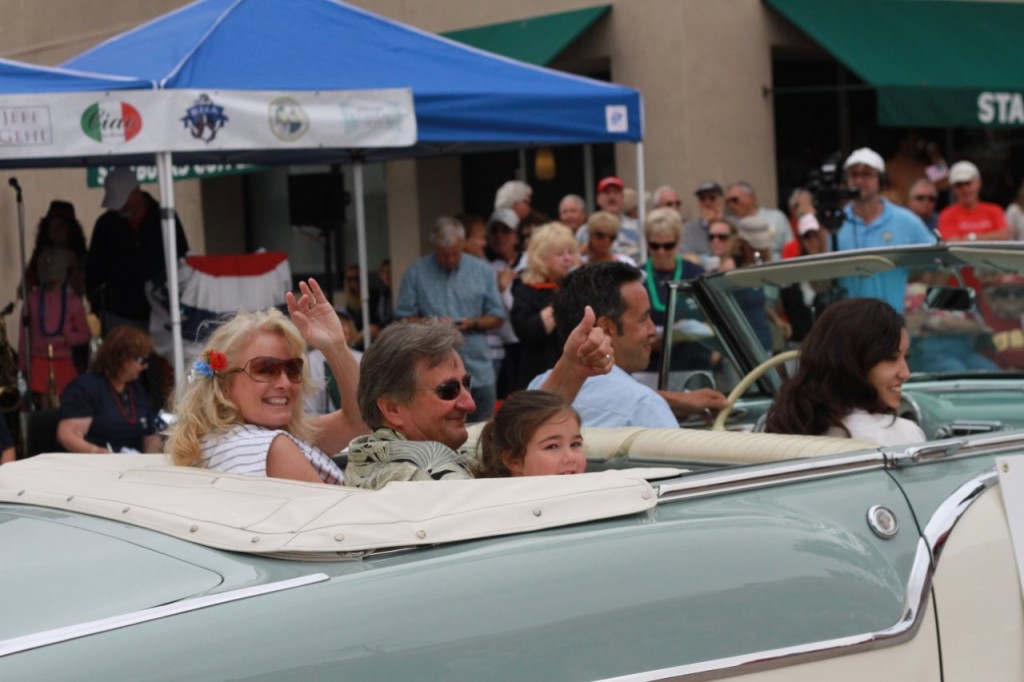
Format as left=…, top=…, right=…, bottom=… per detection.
left=80, top=100, right=143, bottom=144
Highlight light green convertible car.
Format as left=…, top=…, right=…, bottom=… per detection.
left=1, top=243, right=1024, bottom=680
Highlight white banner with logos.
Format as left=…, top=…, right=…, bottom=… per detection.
left=0, top=88, right=415, bottom=161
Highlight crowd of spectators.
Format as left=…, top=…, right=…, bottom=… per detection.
left=4, top=141, right=1024, bottom=472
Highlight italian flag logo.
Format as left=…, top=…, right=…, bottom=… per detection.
left=80, top=101, right=143, bottom=144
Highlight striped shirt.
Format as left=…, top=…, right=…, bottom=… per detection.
left=200, top=424, right=344, bottom=484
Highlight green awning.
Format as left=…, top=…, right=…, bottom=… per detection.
left=765, top=0, right=1024, bottom=127
left=443, top=6, right=610, bottom=66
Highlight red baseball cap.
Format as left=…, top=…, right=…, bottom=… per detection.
left=597, top=176, right=624, bottom=192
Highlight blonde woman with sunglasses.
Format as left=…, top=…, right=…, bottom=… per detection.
left=167, top=279, right=367, bottom=484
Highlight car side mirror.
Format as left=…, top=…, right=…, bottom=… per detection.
left=925, top=285, right=975, bottom=312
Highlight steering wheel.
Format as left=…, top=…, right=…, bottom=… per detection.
left=712, top=350, right=799, bottom=431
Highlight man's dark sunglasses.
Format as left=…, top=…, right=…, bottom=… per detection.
left=800, top=229, right=821, bottom=240
left=911, top=194, right=937, bottom=202
left=225, top=356, right=304, bottom=383
left=425, top=375, right=472, bottom=401
left=708, top=233, right=731, bottom=241
left=648, top=241, right=677, bottom=251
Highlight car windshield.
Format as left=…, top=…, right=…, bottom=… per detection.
left=661, top=243, right=1024, bottom=410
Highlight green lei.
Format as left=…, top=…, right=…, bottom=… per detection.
left=645, top=255, right=682, bottom=313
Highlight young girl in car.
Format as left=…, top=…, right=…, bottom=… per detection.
left=473, top=390, right=586, bottom=477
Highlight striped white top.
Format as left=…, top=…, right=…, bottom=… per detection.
left=200, top=424, right=344, bottom=485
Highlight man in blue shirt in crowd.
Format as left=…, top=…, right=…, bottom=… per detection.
left=836, top=147, right=936, bottom=313
left=396, top=216, right=506, bottom=421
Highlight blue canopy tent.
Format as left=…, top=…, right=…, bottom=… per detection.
left=64, top=0, right=643, bottom=157
left=0, top=57, right=146, bottom=94
left=60, top=0, right=645, bottom=380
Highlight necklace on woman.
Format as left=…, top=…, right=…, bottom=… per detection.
left=107, top=380, right=137, bottom=425
left=38, top=284, right=68, bottom=338
left=646, top=256, right=682, bottom=313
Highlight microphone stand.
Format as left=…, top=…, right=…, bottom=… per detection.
left=9, top=178, right=32, bottom=411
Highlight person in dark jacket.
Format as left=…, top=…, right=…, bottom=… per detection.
left=510, top=223, right=579, bottom=391
left=86, top=167, right=189, bottom=336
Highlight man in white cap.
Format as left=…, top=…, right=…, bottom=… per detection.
left=85, top=167, right=189, bottom=335
left=938, top=160, right=1010, bottom=242
left=836, top=147, right=935, bottom=313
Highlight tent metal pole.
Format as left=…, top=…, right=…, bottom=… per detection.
left=156, top=152, right=185, bottom=393
left=11, top=180, right=31, bottom=410
left=354, top=161, right=372, bottom=349
left=635, top=141, right=647, bottom=263
left=583, top=144, right=595, bottom=211
left=517, top=149, right=528, bottom=182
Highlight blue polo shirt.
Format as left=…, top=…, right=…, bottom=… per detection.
left=836, top=199, right=936, bottom=312
left=396, top=253, right=506, bottom=387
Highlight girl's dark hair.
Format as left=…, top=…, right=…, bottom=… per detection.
left=764, top=298, right=905, bottom=437
left=33, top=212, right=88, bottom=257
left=473, top=390, right=581, bottom=478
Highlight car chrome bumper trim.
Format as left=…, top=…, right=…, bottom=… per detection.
left=598, top=470, right=997, bottom=681
left=656, top=451, right=885, bottom=501
left=0, top=573, right=329, bottom=658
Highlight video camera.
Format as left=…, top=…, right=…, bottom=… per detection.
left=805, top=152, right=859, bottom=233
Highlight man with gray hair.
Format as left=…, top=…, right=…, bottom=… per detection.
left=724, top=181, right=791, bottom=258
left=559, top=194, right=587, bottom=235
left=396, top=216, right=506, bottom=421
left=494, top=180, right=533, bottom=221
left=345, top=312, right=615, bottom=489
left=651, top=184, right=683, bottom=213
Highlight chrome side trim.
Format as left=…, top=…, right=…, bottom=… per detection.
left=924, top=469, right=998, bottom=562
left=907, top=379, right=1024, bottom=392
left=656, top=452, right=884, bottom=502
left=600, top=470, right=996, bottom=681
left=0, top=573, right=329, bottom=658
left=886, top=430, right=1024, bottom=468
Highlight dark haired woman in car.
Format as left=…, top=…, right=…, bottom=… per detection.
left=764, top=298, right=926, bottom=446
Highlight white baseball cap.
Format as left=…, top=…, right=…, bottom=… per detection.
left=843, top=148, right=885, bottom=174
left=101, top=167, right=140, bottom=210
left=488, top=208, right=519, bottom=230
left=949, top=160, right=980, bottom=184
left=797, top=212, right=821, bottom=236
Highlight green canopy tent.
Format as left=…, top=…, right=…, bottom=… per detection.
left=766, top=0, right=1024, bottom=127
